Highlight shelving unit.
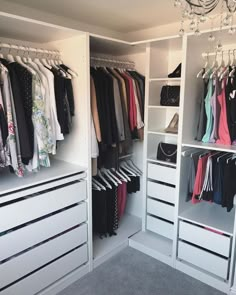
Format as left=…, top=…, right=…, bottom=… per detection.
left=130, top=36, right=182, bottom=267
left=149, top=77, right=181, bottom=82
left=147, top=157, right=177, bottom=167
left=148, top=130, right=178, bottom=137
left=90, top=36, right=145, bottom=267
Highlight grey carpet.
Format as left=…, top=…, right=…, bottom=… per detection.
left=58, top=247, right=224, bottom=295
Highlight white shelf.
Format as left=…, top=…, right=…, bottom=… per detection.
left=147, top=157, right=177, bottom=167
left=129, top=231, right=173, bottom=266
left=148, top=130, right=178, bottom=137
left=149, top=78, right=181, bottom=82
left=148, top=105, right=179, bottom=110
left=182, top=141, right=236, bottom=154
left=179, top=203, right=235, bottom=236
left=93, top=214, right=141, bottom=267
left=0, top=159, right=86, bottom=195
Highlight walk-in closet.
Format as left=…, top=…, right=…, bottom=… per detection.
left=2, top=1, right=236, bottom=295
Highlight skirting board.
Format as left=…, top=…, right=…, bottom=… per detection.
left=129, top=239, right=173, bottom=267
left=175, top=260, right=229, bottom=294
left=38, top=264, right=89, bottom=295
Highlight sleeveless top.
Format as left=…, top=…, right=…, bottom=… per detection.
left=216, top=79, right=231, bottom=145
left=202, top=79, right=213, bottom=143
left=209, top=78, right=220, bottom=143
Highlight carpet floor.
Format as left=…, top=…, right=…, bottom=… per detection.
left=58, top=247, right=224, bottom=295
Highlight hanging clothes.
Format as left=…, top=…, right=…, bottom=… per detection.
left=0, top=54, right=76, bottom=177
left=216, top=79, right=231, bottom=145
left=90, top=64, right=145, bottom=171
left=202, top=79, right=214, bottom=143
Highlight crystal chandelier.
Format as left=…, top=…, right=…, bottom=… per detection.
left=174, top=0, right=236, bottom=38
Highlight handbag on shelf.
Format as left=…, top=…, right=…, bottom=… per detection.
left=160, top=85, right=180, bottom=106
left=156, top=142, right=177, bottom=164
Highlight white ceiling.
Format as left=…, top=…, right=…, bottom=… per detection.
left=6, top=0, right=181, bottom=33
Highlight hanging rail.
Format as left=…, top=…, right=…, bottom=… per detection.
left=0, top=42, right=61, bottom=57
left=202, top=49, right=236, bottom=57
left=90, top=56, right=135, bottom=69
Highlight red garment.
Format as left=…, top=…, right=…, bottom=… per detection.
left=117, top=182, right=127, bottom=220
left=121, top=73, right=137, bottom=131
left=216, top=79, right=231, bottom=145
left=192, top=154, right=209, bottom=204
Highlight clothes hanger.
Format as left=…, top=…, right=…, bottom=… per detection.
left=199, top=150, right=210, bottom=159
left=217, top=51, right=226, bottom=78
left=229, top=49, right=236, bottom=77
left=0, top=44, right=4, bottom=59
left=197, top=53, right=209, bottom=78
left=40, top=49, right=52, bottom=69
left=118, top=167, right=131, bottom=182
left=111, top=168, right=127, bottom=182
left=92, top=178, right=106, bottom=191
left=97, top=170, right=113, bottom=189
left=217, top=152, right=231, bottom=163
left=220, top=50, right=231, bottom=80
left=126, top=160, right=142, bottom=175
left=203, top=51, right=218, bottom=79
left=121, top=161, right=139, bottom=176
left=92, top=181, right=101, bottom=191
left=120, top=162, right=137, bottom=177
left=6, top=44, right=15, bottom=63
left=106, top=169, right=122, bottom=185
left=100, top=168, right=118, bottom=187
left=210, top=51, right=224, bottom=79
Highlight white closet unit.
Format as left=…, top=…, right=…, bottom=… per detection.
left=130, top=36, right=184, bottom=266
left=0, top=12, right=91, bottom=295
left=175, top=31, right=236, bottom=294
left=89, top=36, right=145, bottom=268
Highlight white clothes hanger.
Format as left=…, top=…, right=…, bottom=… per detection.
left=97, top=170, right=112, bottom=189
left=107, top=169, right=122, bottom=185
left=127, top=160, right=142, bottom=175
left=120, top=163, right=136, bottom=177
left=197, top=53, right=209, bottom=78
left=0, top=44, right=4, bottom=58
left=210, top=51, right=224, bottom=79
left=101, top=168, right=118, bottom=187
left=6, top=44, right=15, bottom=63
left=92, top=178, right=106, bottom=191
left=40, top=49, right=52, bottom=69
left=111, top=168, right=127, bottom=182
left=220, top=50, right=231, bottom=80
left=203, top=51, right=218, bottom=79
left=118, top=168, right=131, bottom=182
left=92, top=182, right=101, bottom=191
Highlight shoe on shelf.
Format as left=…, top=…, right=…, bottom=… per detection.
left=165, top=113, right=179, bottom=134
left=168, top=63, right=181, bottom=78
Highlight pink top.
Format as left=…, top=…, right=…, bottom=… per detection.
left=192, top=154, right=209, bottom=204
left=216, top=79, right=231, bottom=145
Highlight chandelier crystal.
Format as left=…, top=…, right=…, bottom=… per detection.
left=174, top=0, right=236, bottom=38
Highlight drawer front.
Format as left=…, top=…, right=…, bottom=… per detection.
left=179, top=221, right=231, bottom=257
left=146, top=215, right=173, bottom=240
left=178, top=241, right=229, bottom=279
left=0, top=225, right=87, bottom=289
left=1, top=245, right=88, bottom=295
left=147, top=181, right=175, bottom=204
left=0, top=181, right=87, bottom=233
left=148, top=163, right=176, bottom=185
left=147, top=198, right=175, bottom=222
left=0, top=203, right=87, bottom=262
